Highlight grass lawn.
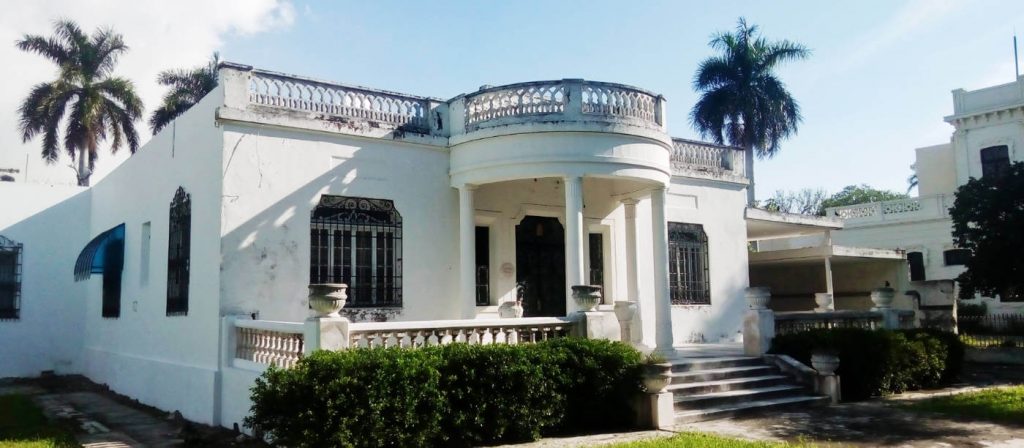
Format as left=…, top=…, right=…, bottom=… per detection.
left=905, top=385, right=1024, bottom=425
left=605, top=432, right=823, bottom=448
left=0, top=395, right=78, bottom=448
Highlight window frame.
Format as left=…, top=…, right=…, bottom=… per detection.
left=0, top=236, right=23, bottom=320
left=942, top=248, right=971, bottom=266
left=980, top=145, right=1010, bottom=178
left=667, top=222, right=711, bottom=306
left=310, top=196, right=403, bottom=308
left=475, top=226, right=490, bottom=306
left=907, top=251, right=926, bottom=281
left=166, top=187, right=192, bottom=316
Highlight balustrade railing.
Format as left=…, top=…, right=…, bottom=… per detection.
left=462, top=80, right=663, bottom=131
left=774, top=311, right=883, bottom=336
left=827, top=195, right=951, bottom=223
left=248, top=71, right=431, bottom=132
left=669, top=139, right=744, bottom=177
left=348, top=317, right=575, bottom=349
left=234, top=320, right=305, bottom=369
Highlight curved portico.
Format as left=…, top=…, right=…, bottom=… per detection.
left=448, top=79, right=676, bottom=352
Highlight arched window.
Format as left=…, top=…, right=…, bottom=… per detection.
left=668, top=222, right=710, bottom=305
left=980, top=146, right=1010, bottom=178
left=311, top=196, right=402, bottom=307
left=0, top=235, right=22, bottom=320
left=166, top=187, right=191, bottom=316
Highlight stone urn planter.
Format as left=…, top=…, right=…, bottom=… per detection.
left=810, top=352, right=840, bottom=375
left=308, top=283, right=348, bottom=317
left=745, top=287, right=771, bottom=310
left=497, top=300, right=524, bottom=318
left=814, top=293, right=834, bottom=312
left=642, top=361, right=673, bottom=394
left=870, top=287, right=895, bottom=309
left=571, top=285, right=602, bottom=312
left=613, top=301, right=637, bottom=323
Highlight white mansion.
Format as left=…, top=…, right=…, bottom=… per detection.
left=1, top=63, right=919, bottom=427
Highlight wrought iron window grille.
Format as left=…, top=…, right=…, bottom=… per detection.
left=0, top=235, right=23, bottom=320
left=668, top=222, right=710, bottom=305
left=166, top=187, right=192, bottom=316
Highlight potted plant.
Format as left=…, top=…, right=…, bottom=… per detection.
left=641, top=353, right=672, bottom=393
left=308, top=283, right=348, bottom=317
left=571, top=285, right=602, bottom=312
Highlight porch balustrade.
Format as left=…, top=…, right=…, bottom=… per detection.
left=233, top=319, right=305, bottom=369
left=669, top=139, right=745, bottom=178
left=348, top=317, right=575, bottom=348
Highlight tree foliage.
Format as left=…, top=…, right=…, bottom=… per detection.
left=763, top=188, right=826, bottom=215
left=820, top=184, right=908, bottom=214
left=690, top=17, right=810, bottom=159
left=149, top=53, right=219, bottom=134
left=16, top=20, right=143, bottom=186
left=950, top=162, right=1024, bottom=301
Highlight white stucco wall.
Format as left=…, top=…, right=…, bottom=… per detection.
left=915, top=143, right=956, bottom=196
left=830, top=219, right=959, bottom=283
left=78, top=85, right=225, bottom=424
left=644, top=178, right=749, bottom=344
left=218, top=123, right=459, bottom=323
left=0, top=183, right=89, bottom=378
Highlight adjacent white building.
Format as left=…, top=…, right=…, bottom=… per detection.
left=826, top=76, right=1024, bottom=315
left=0, top=63, right=764, bottom=425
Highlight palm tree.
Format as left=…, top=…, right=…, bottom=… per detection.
left=690, top=18, right=810, bottom=205
left=149, top=53, right=220, bottom=134
left=17, top=20, right=143, bottom=187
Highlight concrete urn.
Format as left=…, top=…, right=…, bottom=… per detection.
left=642, top=362, right=672, bottom=394
left=811, top=352, right=840, bottom=375
left=309, top=283, right=348, bottom=317
left=571, top=285, right=602, bottom=312
left=745, top=287, right=771, bottom=310
left=870, top=287, right=895, bottom=309
left=497, top=300, right=524, bottom=318
left=814, top=293, right=834, bottom=312
left=613, top=301, right=637, bottom=323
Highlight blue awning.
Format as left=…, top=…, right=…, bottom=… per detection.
left=74, top=224, right=125, bottom=281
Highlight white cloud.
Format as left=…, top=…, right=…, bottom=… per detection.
left=0, top=0, right=295, bottom=185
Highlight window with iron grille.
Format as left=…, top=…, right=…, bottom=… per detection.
left=981, top=145, right=1010, bottom=178
left=943, top=248, right=970, bottom=266
left=588, top=233, right=604, bottom=288
left=907, top=251, right=926, bottom=281
left=475, top=226, right=490, bottom=306
left=0, top=236, right=23, bottom=320
left=166, top=187, right=191, bottom=316
left=668, top=222, right=710, bottom=305
left=310, top=196, right=402, bottom=307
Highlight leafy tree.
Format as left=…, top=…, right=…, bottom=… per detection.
left=149, top=53, right=219, bottom=134
left=950, top=162, right=1024, bottom=301
left=17, top=20, right=143, bottom=186
left=691, top=17, right=810, bottom=204
left=820, top=184, right=908, bottom=215
left=763, top=188, right=827, bottom=215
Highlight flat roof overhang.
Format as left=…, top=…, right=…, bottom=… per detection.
left=745, top=207, right=843, bottom=241
left=749, top=244, right=906, bottom=267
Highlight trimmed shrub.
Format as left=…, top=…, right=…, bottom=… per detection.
left=245, top=338, right=644, bottom=448
left=769, top=328, right=964, bottom=401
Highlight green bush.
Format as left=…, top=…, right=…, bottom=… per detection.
left=769, top=328, right=964, bottom=401
left=245, top=338, right=644, bottom=448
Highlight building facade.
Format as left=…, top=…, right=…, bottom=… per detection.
left=0, top=63, right=754, bottom=425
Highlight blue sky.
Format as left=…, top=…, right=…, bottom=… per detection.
left=5, top=0, right=1024, bottom=198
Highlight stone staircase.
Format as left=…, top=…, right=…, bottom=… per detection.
left=667, top=356, right=829, bottom=423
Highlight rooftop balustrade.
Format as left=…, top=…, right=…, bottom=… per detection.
left=825, top=195, right=952, bottom=226
left=669, top=138, right=745, bottom=179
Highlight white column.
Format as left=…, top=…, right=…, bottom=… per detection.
left=824, top=230, right=834, bottom=295
left=459, top=184, right=477, bottom=319
left=650, top=186, right=675, bottom=353
left=564, top=176, right=585, bottom=313
left=622, top=199, right=640, bottom=303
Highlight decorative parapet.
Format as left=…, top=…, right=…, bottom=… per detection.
left=348, top=317, right=576, bottom=348
left=774, top=310, right=883, bottom=335
left=458, top=79, right=665, bottom=133
left=233, top=319, right=305, bottom=369
left=669, top=138, right=746, bottom=181
left=826, top=195, right=952, bottom=225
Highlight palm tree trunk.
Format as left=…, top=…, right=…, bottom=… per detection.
left=77, top=143, right=92, bottom=187
left=745, top=144, right=755, bottom=206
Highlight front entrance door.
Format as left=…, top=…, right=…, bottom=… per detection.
left=515, top=216, right=566, bottom=317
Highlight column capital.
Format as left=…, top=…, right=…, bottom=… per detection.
left=620, top=197, right=639, bottom=206
left=650, top=185, right=667, bottom=193
left=459, top=183, right=478, bottom=191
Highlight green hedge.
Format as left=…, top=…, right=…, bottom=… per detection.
left=245, top=338, right=643, bottom=448
left=769, top=328, right=964, bottom=401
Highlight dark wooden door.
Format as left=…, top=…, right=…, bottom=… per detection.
left=515, top=216, right=566, bottom=317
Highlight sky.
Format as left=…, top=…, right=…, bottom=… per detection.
left=3, top=0, right=1024, bottom=200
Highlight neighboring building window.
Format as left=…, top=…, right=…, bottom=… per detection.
left=668, top=222, right=710, bottom=305
left=310, top=196, right=402, bottom=307
left=0, top=236, right=23, bottom=320
left=907, top=251, right=926, bottom=281
left=943, top=249, right=971, bottom=266
left=166, top=187, right=191, bottom=316
left=980, top=145, right=1010, bottom=178
left=475, top=226, right=489, bottom=306
left=588, top=233, right=604, bottom=288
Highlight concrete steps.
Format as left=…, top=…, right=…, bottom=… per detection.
left=668, top=356, right=829, bottom=423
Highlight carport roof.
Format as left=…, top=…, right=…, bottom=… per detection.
left=745, top=207, right=843, bottom=241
